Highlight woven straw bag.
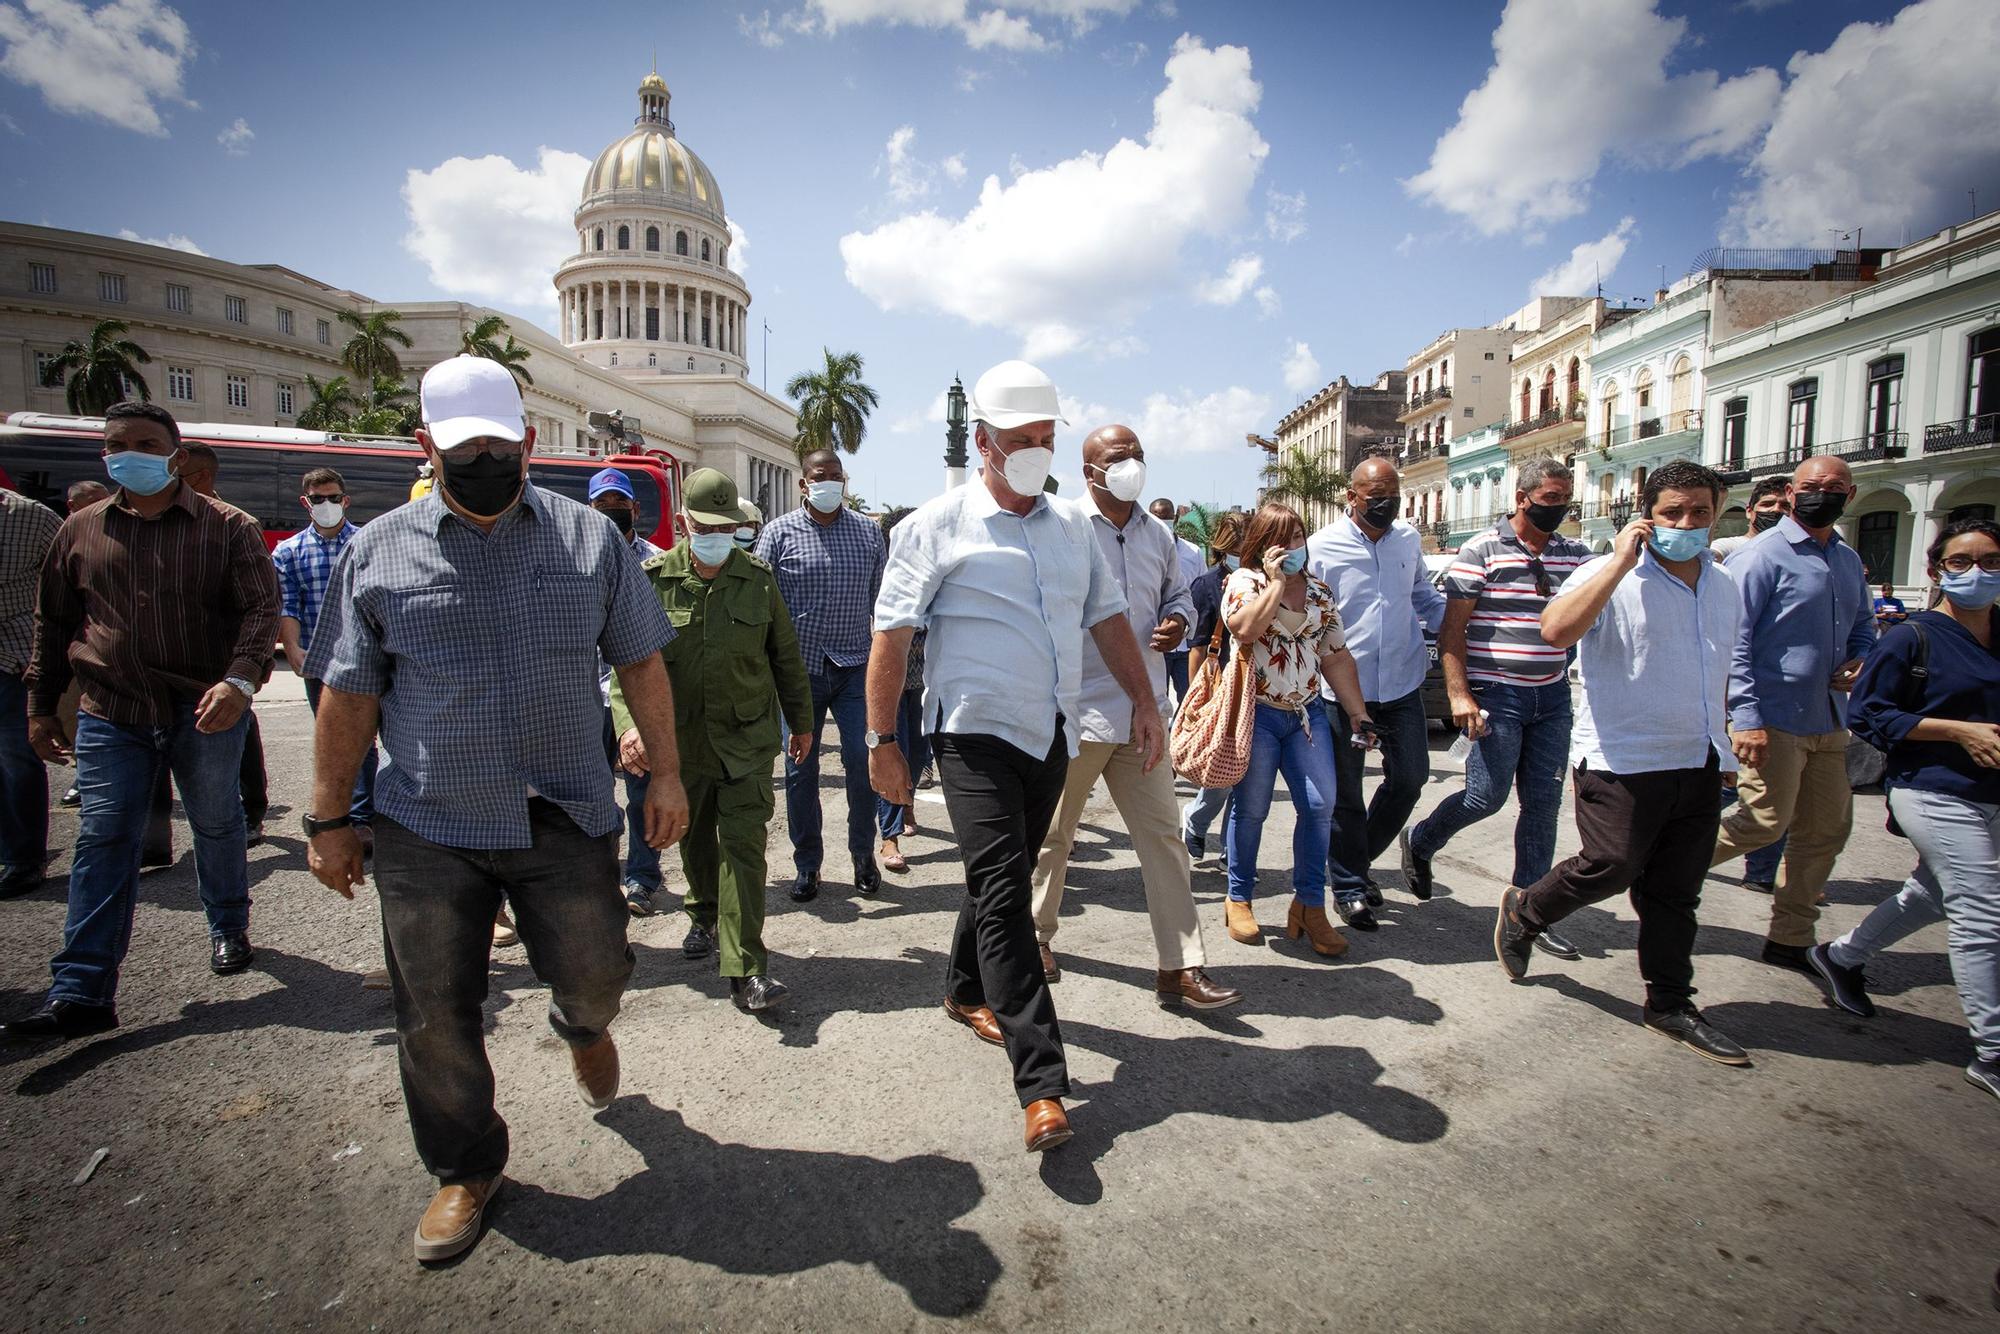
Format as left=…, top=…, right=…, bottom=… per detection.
left=1170, top=620, right=1256, bottom=788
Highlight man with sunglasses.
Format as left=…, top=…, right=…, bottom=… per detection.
left=301, top=356, right=688, bottom=1263
left=1402, top=456, right=1588, bottom=959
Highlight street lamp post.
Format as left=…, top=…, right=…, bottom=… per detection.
left=944, top=375, right=969, bottom=491
left=1430, top=517, right=1450, bottom=553
left=1609, top=491, right=1635, bottom=529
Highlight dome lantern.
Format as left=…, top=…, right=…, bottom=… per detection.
left=637, top=68, right=672, bottom=134
left=578, top=67, right=724, bottom=222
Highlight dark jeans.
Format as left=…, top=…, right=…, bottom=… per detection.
left=600, top=708, right=662, bottom=892
left=50, top=707, right=250, bottom=1007
left=304, top=679, right=376, bottom=824
left=876, top=687, right=934, bottom=841
left=1165, top=651, right=1190, bottom=714
left=239, top=709, right=268, bottom=826
left=934, top=727, right=1069, bottom=1107
left=373, top=799, right=632, bottom=1184
left=1328, top=687, right=1430, bottom=901
left=1519, top=757, right=1721, bottom=1010
left=1410, top=679, right=1571, bottom=888
left=783, top=661, right=874, bottom=878
left=0, top=670, right=46, bottom=879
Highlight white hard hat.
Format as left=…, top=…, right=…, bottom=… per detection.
left=969, top=360, right=1068, bottom=431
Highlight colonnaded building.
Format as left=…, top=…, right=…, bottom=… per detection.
left=0, top=71, right=803, bottom=514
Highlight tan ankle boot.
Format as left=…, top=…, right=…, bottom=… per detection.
left=1224, top=899, right=1262, bottom=945
left=1286, top=898, right=1349, bottom=957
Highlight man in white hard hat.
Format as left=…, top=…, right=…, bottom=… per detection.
left=866, top=359, right=1164, bottom=1154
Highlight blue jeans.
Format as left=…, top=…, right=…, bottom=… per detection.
left=1329, top=687, right=1431, bottom=904
left=50, top=707, right=251, bottom=1007
left=1225, top=701, right=1338, bottom=907
left=0, top=671, right=47, bottom=878
left=1183, top=782, right=1233, bottom=849
left=1165, top=651, right=1190, bottom=715
left=600, top=707, right=662, bottom=892
left=1410, top=679, right=1570, bottom=888
left=876, top=688, right=934, bottom=841
left=783, top=662, right=874, bottom=877
left=304, top=678, right=376, bottom=824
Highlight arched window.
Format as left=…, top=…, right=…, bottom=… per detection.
left=617, top=225, right=630, bottom=250
left=1539, top=368, right=1556, bottom=415
left=594, top=228, right=605, bottom=251
left=1520, top=378, right=1532, bottom=422
left=675, top=231, right=688, bottom=256
left=1599, top=380, right=1618, bottom=447
left=1668, top=354, right=1693, bottom=422
left=1565, top=356, right=1581, bottom=406
left=701, top=237, right=711, bottom=261
left=645, top=226, right=660, bottom=252
left=1633, top=366, right=1655, bottom=413
left=718, top=246, right=728, bottom=268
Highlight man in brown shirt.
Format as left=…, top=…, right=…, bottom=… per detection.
left=0, top=485, right=61, bottom=897
left=1, top=402, right=280, bottom=1044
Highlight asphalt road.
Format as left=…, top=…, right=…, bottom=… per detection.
left=2, top=674, right=1996, bottom=1332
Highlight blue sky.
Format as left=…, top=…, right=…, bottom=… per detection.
left=5, top=0, right=1996, bottom=511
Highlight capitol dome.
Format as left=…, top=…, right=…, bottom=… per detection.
left=580, top=74, right=725, bottom=225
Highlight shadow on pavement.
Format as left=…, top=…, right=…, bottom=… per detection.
left=625, top=943, right=952, bottom=1050
left=491, top=1095, right=999, bottom=1317
left=1052, top=954, right=1445, bottom=1032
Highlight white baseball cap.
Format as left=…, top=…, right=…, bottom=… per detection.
left=420, top=355, right=525, bottom=450
left=969, top=359, right=1067, bottom=431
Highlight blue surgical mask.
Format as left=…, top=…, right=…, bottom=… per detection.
left=1940, top=567, right=2000, bottom=611
left=689, top=532, right=736, bottom=566
left=734, top=526, right=757, bottom=548
left=1222, top=553, right=1241, bottom=571
left=1649, top=524, right=1709, bottom=563
left=806, top=480, right=845, bottom=513
left=105, top=449, right=177, bottom=496
left=1280, top=545, right=1308, bottom=575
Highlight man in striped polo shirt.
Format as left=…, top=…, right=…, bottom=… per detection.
left=1400, top=456, right=1587, bottom=959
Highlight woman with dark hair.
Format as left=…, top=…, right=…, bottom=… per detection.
left=1811, top=517, right=2000, bottom=1103
left=1220, top=502, right=1373, bottom=955
left=1180, top=509, right=1245, bottom=864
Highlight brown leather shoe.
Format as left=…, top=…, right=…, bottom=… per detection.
left=1156, top=966, right=1244, bottom=1011
left=943, top=997, right=1004, bottom=1046
left=1225, top=898, right=1262, bottom=945
left=413, top=1174, right=502, bottom=1262
left=1024, top=1098, right=1071, bottom=1153
left=571, top=1033, right=619, bottom=1109
left=1040, top=943, right=1060, bottom=982
left=1285, top=898, right=1348, bottom=957
left=492, top=907, right=519, bottom=949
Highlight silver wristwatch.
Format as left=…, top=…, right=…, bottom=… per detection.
left=224, top=675, right=256, bottom=700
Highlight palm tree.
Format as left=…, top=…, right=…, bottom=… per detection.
left=1174, top=501, right=1223, bottom=550
left=459, top=314, right=535, bottom=386
left=784, top=348, right=879, bottom=460
left=337, top=308, right=413, bottom=382
left=359, top=374, right=419, bottom=435
left=1258, top=447, right=1347, bottom=515
left=39, top=319, right=151, bottom=414
left=296, top=374, right=357, bottom=431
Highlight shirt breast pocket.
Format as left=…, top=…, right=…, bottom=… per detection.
left=379, top=586, right=477, bottom=671
left=534, top=574, right=605, bottom=658
left=1041, top=537, right=1092, bottom=627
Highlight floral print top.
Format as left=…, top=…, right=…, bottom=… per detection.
left=1223, top=568, right=1346, bottom=710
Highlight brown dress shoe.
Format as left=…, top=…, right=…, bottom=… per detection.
left=413, top=1175, right=502, bottom=1262
left=1156, top=966, right=1244, bottom=1010
left=492, top=907, right=519, bottom=949
left=571, top=1033, right=619, bottom=1109
left=1040, top=942, right=1060, bottom=982
left=1285, top=898, right=1348, bottom=957
left=943, top=997, right=1004, bottom=1046
left=1225, top=898, right=1263, bottom=945
left=1024, top=1098, right=1071, bottom=1153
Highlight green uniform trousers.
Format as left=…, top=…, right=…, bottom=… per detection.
left=680, top=765, right=775, bottom=977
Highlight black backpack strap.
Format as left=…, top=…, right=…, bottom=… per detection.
left=1902, top=619, right=1929, bottom=711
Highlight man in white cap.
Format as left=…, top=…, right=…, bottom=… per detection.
left=867, top=359, right=1164, bottom=1154
left=302, top=355, right=690, bottom=1263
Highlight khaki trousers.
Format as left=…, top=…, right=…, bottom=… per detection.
left=1710, top=726, right=1854, bottom=947
left=1031, top=735, right=1205, bottom=971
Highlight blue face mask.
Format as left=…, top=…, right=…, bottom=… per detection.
left=1222, top=553, right=1241, bottom=571
left=688, top=532, right=736, bottom=566
left=105, top=448, right=177, bottom=497
left=1279, top=545, right=1309, bottom=575
left=1940, top=566, right=2000, bottom=611
left=1649, top=524, right=1709, bottom=563
left=806, top=480, right=845, bottom=513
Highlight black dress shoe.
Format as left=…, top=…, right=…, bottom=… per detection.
left=1806, top=943, right=1876, bottom=1018
left=856, top=865, right=881, bottom=897
left=0, top=867, right=46, bottom=899
left=1335, top=898, right=1379, bottom=931
left=0, top=999, right=117, bottom=1042
left=1643, top=1004, right=1750, bottom=1065
left=682, top=922, right=716, bottom=960
left=1399, top=830, right=1433, bottom=900
left=1362, top=877, right=1384, bottom=909
left=1494, top=886, right=1537, bottom=980
left=60, top=786, right=80, bottom=807
left=211, top=931, right=255, bottom=975
left=789, top=871, right=820, bottom=903
left=730, top=974, right=788, bottom=1012
left=1535, top=925, right=1582, bottom=960
left=1762, top=940, right=1813, bottom=973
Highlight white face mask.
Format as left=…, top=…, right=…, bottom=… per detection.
left=308, top=500, right=345, bottom=528
left=1094, top=457, right=1147, bottom=503
left=989, top=443, right=1054, bottom=499
left=805, top=479, right=845, bottom=513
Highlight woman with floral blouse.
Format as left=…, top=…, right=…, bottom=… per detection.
left=1222, top=502, right=1376, bottom=956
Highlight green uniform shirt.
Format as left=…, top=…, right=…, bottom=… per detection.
left=610, top=542, right=812, bottom=780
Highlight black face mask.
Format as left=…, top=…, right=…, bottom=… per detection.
left=1750, top=509, right=1784, bottom=533
left=1360, top=496, right=1401, bottom=529
left=600, top=506, right=635, bottom=535
left=1523, top=501, right=1569, bottom=534
left=439, top=450, right=524, bottom=517
left=1790, top=490, right=1848, bottom=528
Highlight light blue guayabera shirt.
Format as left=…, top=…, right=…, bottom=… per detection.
left=1726, top=513, right=1875, bottom=736
left=1557, top=547, right=1742, bottom=774
left=874, top=481, right=1127, bottom=761
left=1308, top=513, right=1446, bottom=705
left=1076, top=502, right=1196, bottom=743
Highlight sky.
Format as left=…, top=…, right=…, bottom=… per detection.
left=4, top=0, right=1998, bottom=511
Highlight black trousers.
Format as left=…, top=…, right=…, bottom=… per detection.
left=1519, top=755, right=1721, bottom=1010
left=934, top=727, right=1069, bottom=1107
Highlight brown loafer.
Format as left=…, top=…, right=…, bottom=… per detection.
left=1156, top=966, right=1244, bottom=1011
left=943, top=997, right=1004, bottom=1046
left=413, top=1174, right=502, bottom=1262
left=1224, top=899, right=1262, bottom=945
left=1024, top=1098, right=1071, bottom=1153
left=571, top=1033, right=619, bottom=1109
left=1039, top=943, right=1060, bottom=983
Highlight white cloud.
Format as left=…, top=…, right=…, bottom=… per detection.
left=0, top=110, right=20, bottom=134
left=1531, top=216, right=1635, bottom=298
left=401, top=146, right=591, bottom=314
left=1253, top=285, right=1280, bottom=318
left=840, top=35, right=1269, bottom=359
left=941, top=153, right=967, bottom=183
left=877, top=125, right=970, bottom=203
left=0, top=0, right=196, bottom=136
left=791, top=0, right=1136, bottom=51
left=216, top=115, right=251, bottom=156
left=738, top=10, right=787, bottom=46
left=954, top=65, right=988, bottom=92
left=1264, top=187, right=1306, bottom=243
left=1724, top=0, right=2000, bottom=246
left=1393, top=232, right=1416, bottom=258
left=727, top=216, right=750, bottom=277
left=1194, top=253, right=1263, bottom=306
left=116, top=227, right=204, bottom=255
left=1281, top=340, right=1320, bottom=395
left=1404, top=0, right=1780, bottom=235
left=1128, top=385, right=1272, bottom=457
left=889, top=390, right=949, bottom=434
left=961, top=8, right=1049, bottom=51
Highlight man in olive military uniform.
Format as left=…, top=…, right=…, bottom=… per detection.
left=611, top=469, right=813, bottom=1012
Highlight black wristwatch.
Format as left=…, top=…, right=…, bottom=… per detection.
left=865, top=729, right=899, bottom=749
left=300, top=813, right=350, bottom=838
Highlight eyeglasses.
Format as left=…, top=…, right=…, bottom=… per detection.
left=436, top=438, right=526, bottom=464
left=1525, top=556, right=1553, bottom=597
left=1941, top=554, right=2000, bottom=574
left=304, top=492, right=347, bottom=503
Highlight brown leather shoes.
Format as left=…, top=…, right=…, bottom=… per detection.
left=1024, top=1098, right=1071, bottom=1153
left=943, top=997, right=1004, bottom=1046
left=1040, top=943, right=1060, bottom=982
left=1156, top=966, right=1244, bottom=1011
left=413, top=1174, right=502, bottom=1262
left=571, top=1033, right=619, bottom=1109
left=1225, top=899, right=1262, bottom=945
left=1286, top=898, right=1349, bottom=957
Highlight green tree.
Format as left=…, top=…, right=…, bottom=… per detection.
left=1258, top=447, right=1346, bottom=513
left=1173, top=501, right=1225, bottom=550
left=460, top=313, right=534, bottom=386
left=784, top=347, right=879, bottom=460
left=39, top=319, right=151, bottom=415
left=295, top=373, right=357, bottom=430
left=337, top=308, right=413, bottom=382
left=351, top=373, right=418, bottom=436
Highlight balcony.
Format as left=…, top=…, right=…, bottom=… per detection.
left=1592, top=409, right=1703, bottom=452
left=1502, top=399, right=1588, bottom=442
left=1396, top=384, right=1453, bottom=421
left=1924, top=413, right=1999, bottom=454
left=1714, top=431, right=1907, bottom=485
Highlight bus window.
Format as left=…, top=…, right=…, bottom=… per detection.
left=273, top=449, right=421, bottom=529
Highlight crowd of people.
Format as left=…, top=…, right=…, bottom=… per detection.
left=0, top=351, right=1994, bottom=1265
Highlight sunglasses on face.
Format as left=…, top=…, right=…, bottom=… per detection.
left=436, top=438, right=527, bottom=464
left=305, top=492, right=347, bottom=503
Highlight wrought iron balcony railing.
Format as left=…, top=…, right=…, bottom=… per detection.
left=1923, top=413, right=1999, bottom=454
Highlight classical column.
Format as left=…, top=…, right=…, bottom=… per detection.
left=675, top=285, right=685, bottom=344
